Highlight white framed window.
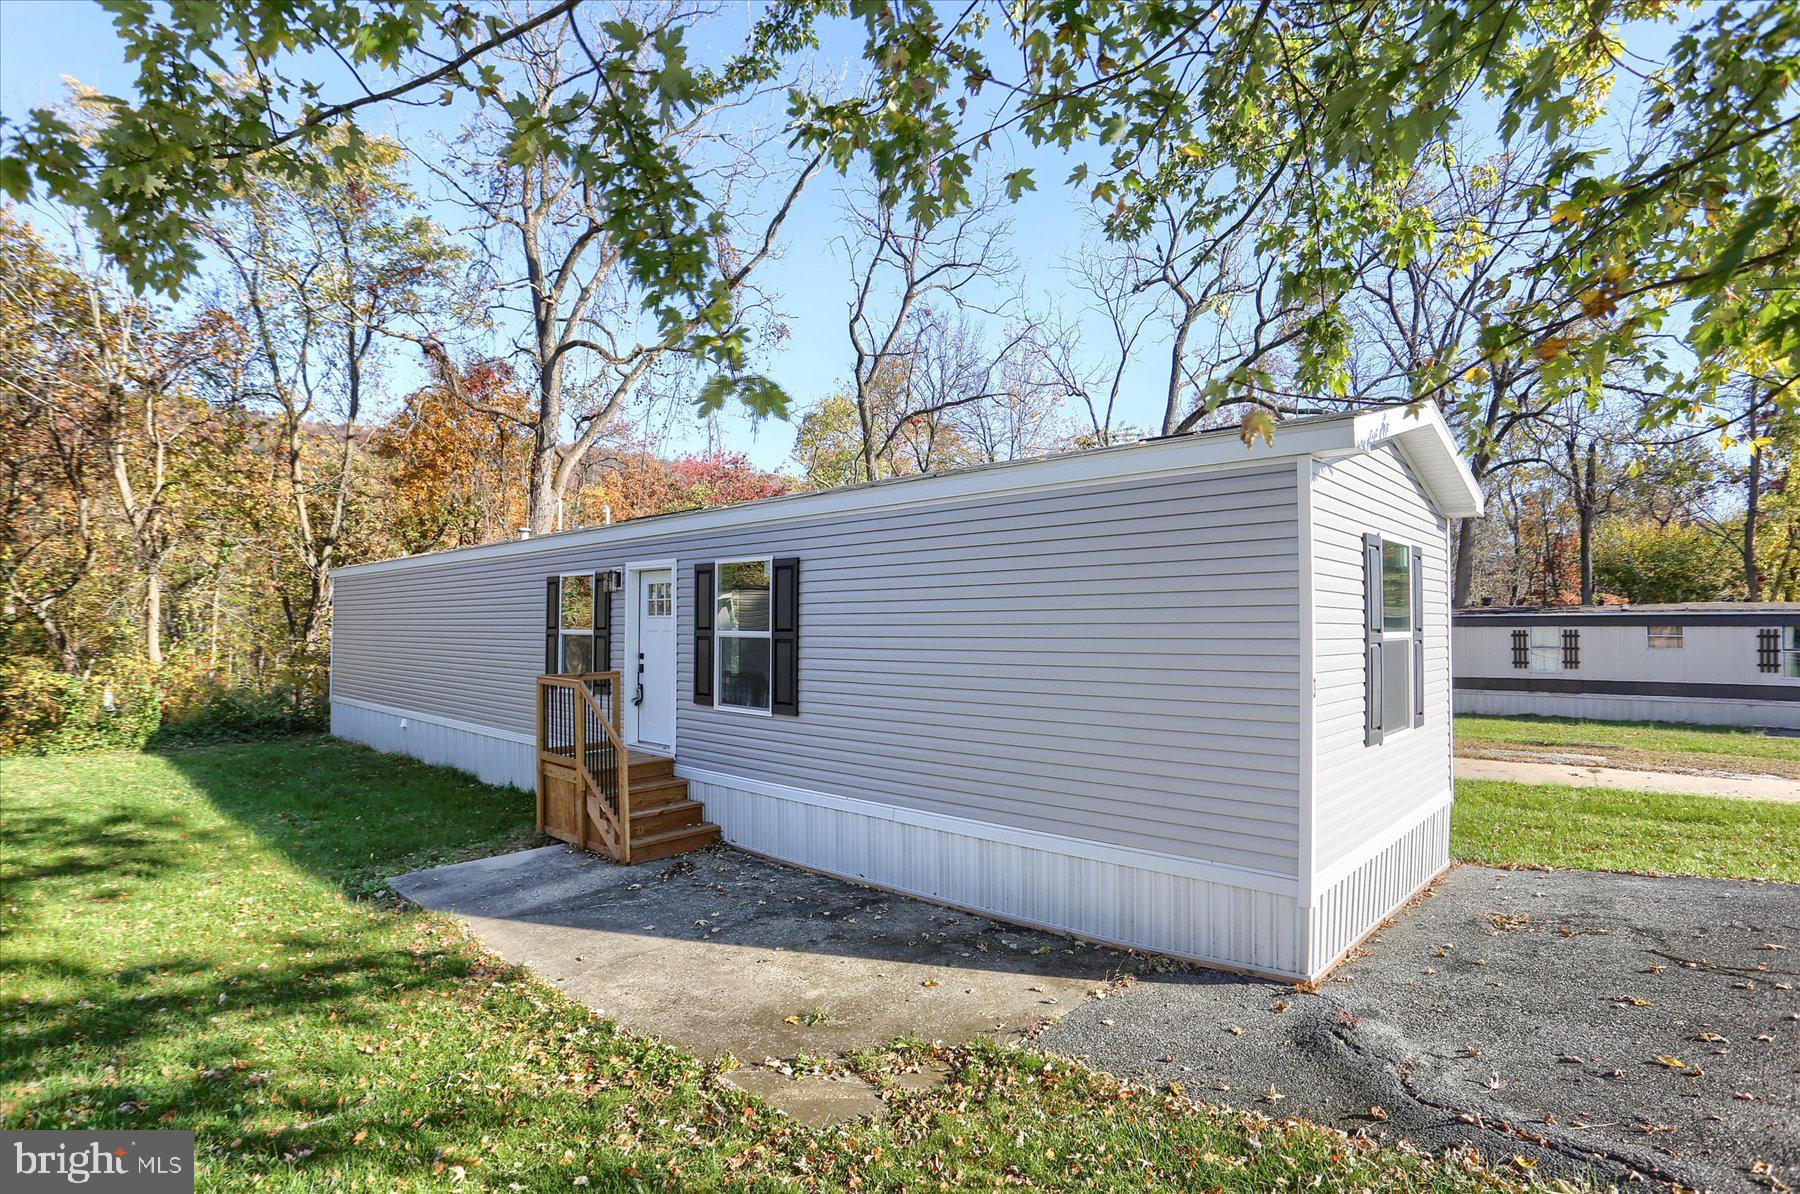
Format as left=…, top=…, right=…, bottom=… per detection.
left=559, top=572, right=595, bottom=673
left=1379, top=542, right=1415, bottom=733
left=715, top=557, right=772, bottom=713
left=1527, top=626, right=1563, bottom=672
left=1647, top=624, right=1684, bottom=649
left=1786, top=627, right=1800, bottom=678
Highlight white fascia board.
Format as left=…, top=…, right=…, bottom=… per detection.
left=1347, top=403, right=1486, bottom=519
left=334, top=415, right=1361, bottom=581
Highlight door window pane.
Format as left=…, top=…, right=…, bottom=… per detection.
left=718, top=636, right=771, bottom=711
left=1381, top=543, right=1412, bottom=634
left=718, top=560, right=770, bottom=631
left=645, top=580, right=672, bottom=618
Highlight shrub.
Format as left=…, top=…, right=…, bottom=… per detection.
left=0, top=659, right=163, bottom=754
left=0, top=654, right=327, bottom=755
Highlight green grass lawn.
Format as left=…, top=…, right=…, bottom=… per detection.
left=1454, top=713, right=1800, bottom=764
left=1452, top=778, right=1800, bottom=881
left=2, top=738, right=1507, bottom=1192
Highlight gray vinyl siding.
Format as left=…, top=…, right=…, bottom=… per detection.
left=332, top=463, right=1305, bottom=874
left=1310, top=447, right=1453, bottom=876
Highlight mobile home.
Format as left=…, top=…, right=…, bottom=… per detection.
left=1455, top=603, right=1800, bottom=730
left=330, top=402, right=1484, bottom=980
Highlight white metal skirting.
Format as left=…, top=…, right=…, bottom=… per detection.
left=330, top=699, right=534, bottom=790
left=682, top=770, right=1310, bottom=979
left=1308, top=800, right=1451, bottom=974
left=1455, top=688, right=1800, bottom=730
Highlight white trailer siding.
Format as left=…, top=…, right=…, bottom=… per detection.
left=333, top=463, right=1304, bottom=875
left=331, top=403, right=1483, bottom=978
left=1457, top=622, right=1787, bottom=686
left=1454, top=614, right=1800, bottom=729
left=1309, top=447, right=1453, bottom=879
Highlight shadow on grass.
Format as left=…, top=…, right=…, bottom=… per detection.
left=155, top=734, right=546, bottom=896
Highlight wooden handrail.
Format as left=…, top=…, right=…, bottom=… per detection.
left=571, top=680, right=630, bottom=864
left=535, top=672, right=631, bottom=863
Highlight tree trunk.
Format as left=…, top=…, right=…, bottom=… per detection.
left=1161, top=308, right=1199, bottom=436
left=1453, top=517, right=1478, bottom=607
left=1579, top=443, right=1597, bottom=605
left=1743, top=404, right=1762, bottom=600
left=209, top=561, right=223, bottom=676
left=145, top=567, right=163, bottom=666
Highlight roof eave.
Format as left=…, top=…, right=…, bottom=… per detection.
left=1345, top=403, right=1487, bottom=519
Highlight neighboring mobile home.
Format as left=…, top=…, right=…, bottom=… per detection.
left=330, top=402, right=1483, bottom=980
left=1455, top=603, right=1800, bottom=730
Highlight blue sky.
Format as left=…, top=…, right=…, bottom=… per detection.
left=0, top=2, right=1686, bottom=472
left=0, top=1, right=1133, bottom=472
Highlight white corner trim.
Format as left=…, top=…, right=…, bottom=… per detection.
left=1296, top=458, right=1318, bottom=911
left=674, top=763, right=1301, bottom=896
left=330, top=696, right=534, bottom=746
left=1311, top=791, right=1454, bottom=896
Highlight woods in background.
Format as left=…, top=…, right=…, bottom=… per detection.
left=4, top=0, right=1798, bottom=752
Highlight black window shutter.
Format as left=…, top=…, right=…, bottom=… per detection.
left=771, top=556, right=800, bottom=716
left=1562, top=627, right=1580, bottom=670
left=693, top=563, right=715, bottom=706
left=1511, top=628, right=1529, bottom=669
left=1411, top=544, right=1425, bottom=723
left=544, top=577, right=560, bottom=674
left=1364, top=533, right=1383, bottom=746
left=1758, top=627, right=1780, bottom=673
left=593, top=571, right=612, bottom=672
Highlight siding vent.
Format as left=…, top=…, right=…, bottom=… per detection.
left=1510, top=628, right=1529, bottom=669
left=1759, top=627, right=1781, bottom=674
left=1561, top=627, right=1580, bottom=671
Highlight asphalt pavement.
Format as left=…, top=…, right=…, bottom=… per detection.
left=1042, top=865, right=1799, bottom=1192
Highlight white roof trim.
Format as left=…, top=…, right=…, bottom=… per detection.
left=335, top=402, right=1483, bottom=579
left=1347, top=402, right=1486, bottom=518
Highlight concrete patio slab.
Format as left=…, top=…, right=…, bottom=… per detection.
left=389, top=843, right=1131, bottom=1124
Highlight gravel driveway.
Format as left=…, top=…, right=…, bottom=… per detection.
left=1042, top=865, right=1798, bottom=1192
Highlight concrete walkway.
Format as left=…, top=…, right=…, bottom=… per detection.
left=1456, top=755, right=1800, bottom=802
left=390, top=844, right=1130, bottom=1125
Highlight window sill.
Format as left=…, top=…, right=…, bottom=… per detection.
left=712, top=701, right=773, bottom=719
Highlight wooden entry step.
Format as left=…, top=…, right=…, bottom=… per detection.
left=625, top=753, right=719, bottom=862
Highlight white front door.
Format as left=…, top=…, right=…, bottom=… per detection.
left=629, top=566, right=675, bottom=750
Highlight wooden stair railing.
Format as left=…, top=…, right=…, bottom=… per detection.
left=536, top=673, right=632, bottom=863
